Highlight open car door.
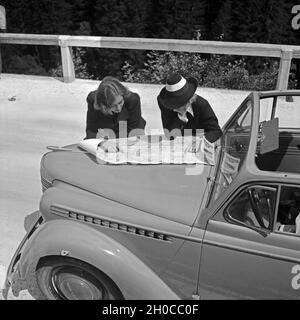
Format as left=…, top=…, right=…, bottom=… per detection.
left=197, top=91, right=300, bottom=299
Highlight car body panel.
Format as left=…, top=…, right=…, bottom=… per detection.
left=16, top=219, right=180, bottom=300
left=9, top=184, right=207, bottom=299
left=40, top=185, right=196, bottom=281
left=198, top=220, right=300, bottom=299
left=41, top=149, right=213, bottom=226
left=40, top=185, right=195, bottom=236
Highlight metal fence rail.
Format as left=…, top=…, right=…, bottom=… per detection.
left=1, top=33, right=300, bottom=88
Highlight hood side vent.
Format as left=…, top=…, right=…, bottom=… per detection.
left=41, top=177, right=52, bottom=192
left=50, top=205, right=172, bottom=242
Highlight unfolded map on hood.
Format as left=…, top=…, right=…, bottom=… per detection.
left=78, top=135, right=215, bottom=165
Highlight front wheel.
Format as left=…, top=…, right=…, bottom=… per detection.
left=34, top=257, right=123, bottom=300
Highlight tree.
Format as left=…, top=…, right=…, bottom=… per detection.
left=1, top=0, right=74, bottom=72
left=2, top=0, right=299, bottom=85
left=212, top=0, right=298, bottom=44
left=210, top=0, right=300, bottom=79
left=83, top=0, right=151, bottom=79
left=149, top=0, right=208, bottom=40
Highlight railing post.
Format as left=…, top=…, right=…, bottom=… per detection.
left=59, top=36, right=75, bottom=83
left=276, top=49, right=293, bottom=91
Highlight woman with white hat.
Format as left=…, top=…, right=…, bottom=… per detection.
left=157, top=72, right=222, bottom=143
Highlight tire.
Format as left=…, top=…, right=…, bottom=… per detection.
left=34, top=257, right=123, bottom=300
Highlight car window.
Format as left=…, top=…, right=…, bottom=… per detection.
left=275, top=185, right=300, bottom=236
left=237, top=105, right=252, bottom=129
left=225, top=186, right=277, bottom=230
left=255, top=95, right=300, bottom=174
left=259, top=95, right=300, bottom=129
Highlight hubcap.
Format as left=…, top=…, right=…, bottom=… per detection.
left=50, top=267, right=107, bottom=300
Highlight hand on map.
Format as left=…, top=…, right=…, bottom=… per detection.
left=97, top=140, right=119, bottom=153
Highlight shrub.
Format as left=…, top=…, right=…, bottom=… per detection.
left=49, top=48, right=93, bottom=80
left=122, top=51, right=207, bottom=85
left=202, top=56, right=250, bottom=89
left=5, top=55, right=48, bottom=76
left=122, top=51, right=295, bottom=91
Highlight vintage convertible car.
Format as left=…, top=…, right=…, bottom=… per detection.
left=3, top=90, right=300, bottom=300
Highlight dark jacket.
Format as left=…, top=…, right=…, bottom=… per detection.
left=158, top=94, right=222, bottom=143
left=85, top=90, right=146, bottom=139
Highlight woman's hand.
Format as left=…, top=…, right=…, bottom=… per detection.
left=97, top=140, right=119, bottom=153
left=173, top=106, right=188, bottom=123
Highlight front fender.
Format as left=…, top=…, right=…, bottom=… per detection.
left=20, top=219, right=179, bottom=300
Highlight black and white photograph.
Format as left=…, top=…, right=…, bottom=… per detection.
left=0, top=0, right=300, bottom=306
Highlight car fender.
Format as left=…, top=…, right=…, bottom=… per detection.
left=20, top=219, right=179, bottom=300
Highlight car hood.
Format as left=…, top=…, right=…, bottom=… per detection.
left=41, top=144, right=213, bottom=226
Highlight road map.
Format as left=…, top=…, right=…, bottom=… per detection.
left=79, top=135, right=215, bottom=165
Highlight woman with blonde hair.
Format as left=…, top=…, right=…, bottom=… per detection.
left=85, top=76, right=146, bottom=140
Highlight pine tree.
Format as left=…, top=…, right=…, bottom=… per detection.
left=65, top=0, right=89, bottom=35
left=149, top=0, right=208, bottom=40
left=210, top=0, right=300, bottom=80
left=149, top=0, right=176, bottom=39
left=2, top=0, right=299, bottom=84
left=191, top=0, right=209, bottom=39
left=0, top=0, right=26, bottom=33
left=1, top=0, right=75, bottom=71
left=84, top=0, right=152, bottom=79
left=212, top=0, right=298, bottom=44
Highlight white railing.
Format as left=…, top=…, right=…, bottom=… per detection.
left=1, top=33, right=300, bottom=89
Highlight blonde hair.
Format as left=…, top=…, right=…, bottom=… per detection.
left=94, top=76, right=130, bottom=114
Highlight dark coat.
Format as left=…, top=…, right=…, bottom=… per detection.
left=85, top=90, right=146, bottom=139
left=158, top=94, right=222, bottom=143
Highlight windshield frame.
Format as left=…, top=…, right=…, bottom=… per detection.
left=206, top=92, right=259, bottom=208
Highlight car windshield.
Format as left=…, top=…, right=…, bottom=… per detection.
left=208, top=99, right=253, bottom=204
